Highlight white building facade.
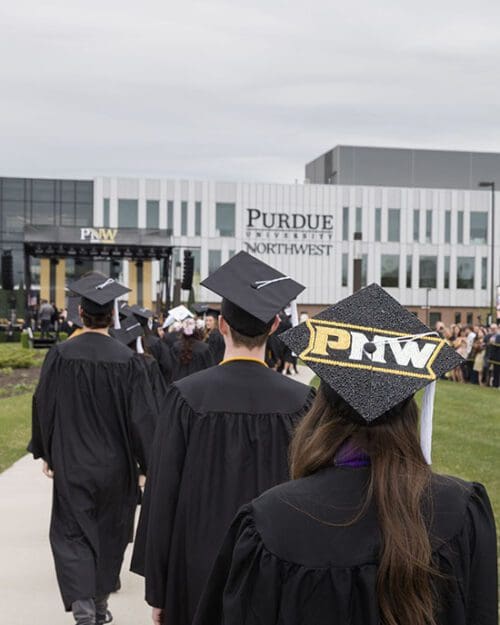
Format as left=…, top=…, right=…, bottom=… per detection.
left=93, top=176, right=499, bottom=326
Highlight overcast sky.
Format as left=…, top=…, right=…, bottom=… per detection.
left=1, top=0, right=500, bottom=183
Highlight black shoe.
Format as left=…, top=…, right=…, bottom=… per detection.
left=97, top=610, right=113, bottom=625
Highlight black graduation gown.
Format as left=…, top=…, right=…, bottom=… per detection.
left=29, top=333, right=158, bottom=610
left=206, top=329, right=225, bottom=364
left=143, top=354, right=169, bottom=410
left=144, top=334, right=174, bottom=382
left=194, top=468, right=498, bottom=625
left=169, top=339, right=214, bottom=381
left=131, top=360, right=315, bottom=625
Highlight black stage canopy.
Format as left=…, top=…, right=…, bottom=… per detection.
left=24, top=225, right=173, bottom=260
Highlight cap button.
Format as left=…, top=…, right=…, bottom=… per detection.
left=364, top=342, right=377, bottom=354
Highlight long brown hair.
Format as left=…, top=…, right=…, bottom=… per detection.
left=290, top=386, right=438, bottom=625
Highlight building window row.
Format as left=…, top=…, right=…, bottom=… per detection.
left=110, top=199, right=236, bottom=237
left=342, top=205, right=488, bottom=244
left=378, top=255, right=487, bottom=290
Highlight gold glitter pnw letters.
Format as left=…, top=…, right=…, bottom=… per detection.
left=300, top=319, right=444, bottom=380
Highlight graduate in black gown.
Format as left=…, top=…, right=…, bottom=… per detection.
left=110, top=314, right=168, bottom=412
left=131, top=251, right=315, bottom=625
left=29, top=275, right=158, bottom=625
left=194, top=284, right=498, bottom=625
left=168, top=317, right=214, bottom=381
left=203, top=308, right=226, bottom=364
left=125, top=304, right=174, bottom=382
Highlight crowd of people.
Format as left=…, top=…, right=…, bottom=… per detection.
left=27, top=252, right=497, bottom=625
left=435, top=321, right=500, bottom=387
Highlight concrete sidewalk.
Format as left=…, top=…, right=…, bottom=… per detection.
left=0, top=454, right=151, bottom=625
left=0, top=365, right=314, bottom=625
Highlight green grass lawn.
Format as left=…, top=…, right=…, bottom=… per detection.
left=0, top=393, right=32, bottom=473
left=0, top=377, right=498, bottom=531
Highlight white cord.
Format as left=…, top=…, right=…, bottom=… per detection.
left=113, top=299, right=121, bottom=329
left=420, top=380, right=436, bottom=465
left=254, top=276, right=291, bottom=289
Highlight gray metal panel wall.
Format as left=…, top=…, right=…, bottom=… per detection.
left=306, top=146, right=500, bottom=189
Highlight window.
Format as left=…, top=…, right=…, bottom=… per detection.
left=466, top=312, right=474, bottom=325
left=455, top=312, right=462, bottom=324
left=443, top=210, right=451, bottom=244
left=32, top=179, right=56, bottom=203
left=75, top=181, right=92, bottom=203
left=419, top=256, right=437, bottom=288
left=342, top=206, right=349, bottom=241
left=444, top=256, right=450, bottom=289
left=457, top=211, right=464, bottom=243
left=413, top=209, right=420, bottom=242
left=387, top=209, right=400, bottom=242
left=103, top=198, right=110, bottom=228
left=118, top=199, right=138, bottom=227
left=406, top=255, right=412, bottom=288
left=470, top=212, right=488, bottom=244
left=355, top=206, right=362, bottom=234
left=167, top=200, right=174, bottom=233
left=341, top=253, right=348, bottom=287
left=429, top=312, right=442, bottom=327
left=229, top=249, right=237, bottom=258
left=75, top=203, right=92, bottom=227
left=195, top=201, right=202, bottom=236
left=146, top=200, right=159, bottom=229
left=208, top=250, right=222, bottom=274
left=1, top=200, right=25, bottom=236
left=381, top=255, right=399, bottom=287
left=3, top=178, right=25, bottom=201
left=60, top=202, right=75, bottom=226
left=31, top=201, right=55, bottom=225
left=190, top=248, right=201, bottom=290
left=361, top=254, right=368, bottom=287
left=457, top=257, right=475, bottom=289
left=181, top=201, right=188, bottom=236
left=216, top=203, right=235, bottom=236
left=425, top=210, right=432, bottom=243
left=481, top=257, right=487, bottom=290
left=375, top=208, right=381, bottom=241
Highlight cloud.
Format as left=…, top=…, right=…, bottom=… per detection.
left=0, top=0, right=499, bottom=182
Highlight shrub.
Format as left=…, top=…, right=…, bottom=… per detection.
left=0, top=352, right=36, bottom=369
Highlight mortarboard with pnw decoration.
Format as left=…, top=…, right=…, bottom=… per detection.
left=279, top=283, right=463, bottom=463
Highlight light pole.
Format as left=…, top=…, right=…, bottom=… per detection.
left=478, top=181, right=496, bottom=324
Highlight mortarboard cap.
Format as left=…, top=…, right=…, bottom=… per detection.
left=280, top=283, right=463, bottom=424
left=126, top=304, right=154, bottom=328
left=66, top=296, right=83, bottom=328
left=192, top=303, right=209, bottom=315
left=200, top=251, right=305, bottom=337
left=127, top=304, right=154, bottom=320
left=204, top=308, right=220, bottom=319
left=169, top=305, right=194, bottom=322
left=110, top=315, right=144, bottom=347
left=70, top=275, right=130, bottom=315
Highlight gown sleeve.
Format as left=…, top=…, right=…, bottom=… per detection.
left=127, top=356, right=160, bottom=475
left=464, top=483, right=498, bottom=624
left=130, top=385, right=192, bottom=607
left=28, top=346, right=61, bottom=465
left=146, top=358, right=169, bottom=412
